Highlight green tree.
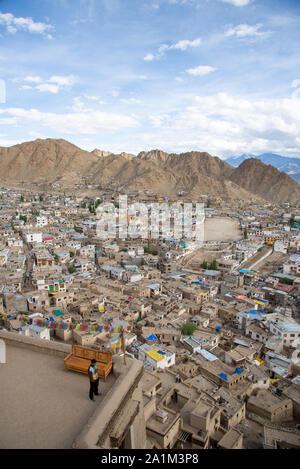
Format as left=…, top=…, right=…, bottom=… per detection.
left=69, top=251, right=75, bottom=258
left=280, top=277, right=293, bottom=286
left=201, top=260, right=208, bottom=269
left=31, top=209, right=40, bottom=216
left=88, top=201, right=95, bottom=214
left=244, top=227, right=248, bottom=239
left=20, top=195, right=24, bottom=202
left=95, top=199, right=102, bottom=209
left=68, top=266, right=76, bottom=274
left=181, top=322, right=197, bottom=337
left=209, top=259, right=217, bottom=270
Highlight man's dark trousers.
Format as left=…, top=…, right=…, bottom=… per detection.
left=89, top=379, right=99, bottom=400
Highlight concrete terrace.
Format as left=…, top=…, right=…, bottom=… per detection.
left=0, top=337, right=116, bottom=449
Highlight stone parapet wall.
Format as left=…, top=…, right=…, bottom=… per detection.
left=73, top=356, right=144, bottom=449
left=0, top=329, right=71, bottom=358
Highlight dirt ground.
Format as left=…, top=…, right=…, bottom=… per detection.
left=204, top=217, right=242, bottom=242
left=183, top=247, right=229, bottom=268
left=255, top=252, right=289, bottom=275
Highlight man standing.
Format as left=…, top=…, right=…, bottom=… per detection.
left=88, top=358, right=100, bottom=401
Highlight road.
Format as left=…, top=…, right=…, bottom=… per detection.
left=238, top=246, right=273, bottom=271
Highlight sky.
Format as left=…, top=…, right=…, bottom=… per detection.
left=0, top=0, right=300, bottom=158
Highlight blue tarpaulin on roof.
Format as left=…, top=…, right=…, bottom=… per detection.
left=146, top=334, right=158, bottom=341
left=157, top=350, right=166, bottom=355
left=216, top=326, right=222, bottom=332
left=233, top=368, right=243, bottom=375
left=192, top=281, right=210, bottom=287
left=218, top=373, right=228, bottom=381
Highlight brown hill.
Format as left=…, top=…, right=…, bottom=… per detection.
left=0, top=138, right=298, bottom=205
left=0, top=138, right=99, bottom=182
left=229, top=158, right=300, bottom=205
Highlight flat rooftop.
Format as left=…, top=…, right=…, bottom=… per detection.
left=0, top=344, right=116, bottom=449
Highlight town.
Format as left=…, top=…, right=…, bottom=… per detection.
left=0, top=184, right=299, bottom=449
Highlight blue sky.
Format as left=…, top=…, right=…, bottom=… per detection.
left=0, top=0, right=300, bottom=157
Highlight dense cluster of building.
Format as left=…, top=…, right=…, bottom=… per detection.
left=0, top=186, right=300, bottom=449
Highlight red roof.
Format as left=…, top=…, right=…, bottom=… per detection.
left=275, top=283, right=294, bottom=293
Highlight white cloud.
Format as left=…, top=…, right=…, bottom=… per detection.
left=83, top=94, right=106, bottom=105
left=120, top=98, right=142, bottom=104
left=144, top=53, right=155, bottom=61
left=24, top=76, right=42, bottom=84
left=19, top=85, right=34, bottom=90
left=18, top=75, right=76, bottom=94
left=149, top=114, right=170, bottom=128
left=49, top=75, right=75, bottom=87
left=291, top=79, right=300, bottom=89
left=225, top=23, right=271, bottom=39
left=171, top=38, right=202, bottom=50
left=72, top=96, right=88, bottom=111
left=110, top=89, right=120, bottom=97
left=168, top=0, right=251, bottom=6
left=144, top=37, right=202, bottom=61
left=36, top=83, right=60, bottom=94
left=0, top=107, right=139, bottom=134
left=84, top=94, right=101, bottom=100
left=133, top=74, right=148, bottom=80
left=154, top=92, right=300, bottom=156
left=291, top=79, right=300, bottom=99
left=220, top=0, right=252, bottom=6
left=186, top=65, right=216, bottom=76
left=0, top=11, right=53, bottom=36
left=145, top=24, right=270, bottom=64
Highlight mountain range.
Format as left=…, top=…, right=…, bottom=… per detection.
left=0, top=139, right=299, bottom=206
left=226, top=153, right=300, bottom=183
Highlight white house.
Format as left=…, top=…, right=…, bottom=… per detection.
left=80, top=244, right=95, bottom=258
left=122, top=271, right=143, bottom=283
left=7, top=238, right=23, bottom=248
left=36, top=216, right=48, bottom=227
left=25, top=232, right=43, bottom=244
left=138, top=344, right=175, bottom=370
left=0, top=249, right=10, bottom=266
left=20, top=325, right=50, bottom=340
left=269, top=321, right=300, bottom=348
left=273, top=240, right=287, bottom=254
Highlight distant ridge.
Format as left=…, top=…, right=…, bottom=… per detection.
left=226, top=153, right=300, bottom=183
left=0, top=138, right=299, bottom=205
